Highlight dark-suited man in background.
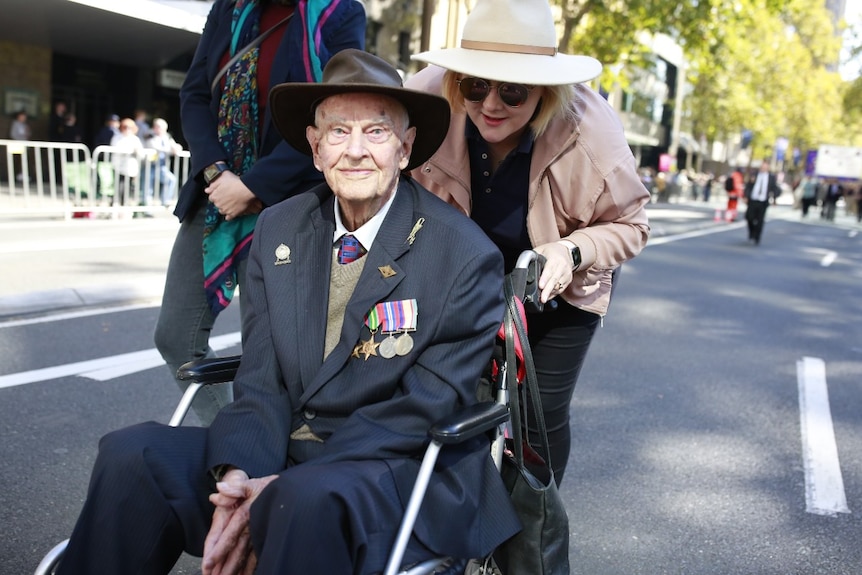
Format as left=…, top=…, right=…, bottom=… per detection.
left=744, top=160, right=780, bottom=245
left=56, top=50, right=520, bottom=575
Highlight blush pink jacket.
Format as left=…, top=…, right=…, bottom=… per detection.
left=406, top=65, right=650, bottom=316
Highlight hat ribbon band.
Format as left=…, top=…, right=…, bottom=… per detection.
left=461, top=39, right=556, bottom=56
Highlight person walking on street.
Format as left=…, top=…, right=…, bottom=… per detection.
left=821, top=180, right=843, bottom=222
left=725, top=167, right=744, bottom=221
left=743, top=160, right=779, bottom=245
left=407, top=0, right=650, bottom=485
left=153, top=0, right=366, bottom=425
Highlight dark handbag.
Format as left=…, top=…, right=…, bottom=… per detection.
left=492, top=277, right=570, bottom=575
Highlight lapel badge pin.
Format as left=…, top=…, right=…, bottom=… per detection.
left=406, top=217, right=425, bottom=245
left=378, top=265, right=396, bottom=278
left=274, top=244, right=291, bottom=265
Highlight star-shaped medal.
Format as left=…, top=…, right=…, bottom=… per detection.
left=359, top=337, right=380, bottom=361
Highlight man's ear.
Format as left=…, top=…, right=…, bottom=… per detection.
left=399, top=126, right=417, bottom=170
left=306, top=125, right=322, bottom=171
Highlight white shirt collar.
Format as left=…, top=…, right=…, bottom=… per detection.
left=333, top=190, right=397, bottom=250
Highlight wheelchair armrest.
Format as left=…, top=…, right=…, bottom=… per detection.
left=429, top=402, right=509, bottom=445
left=176, top=355, right=242, bottom=385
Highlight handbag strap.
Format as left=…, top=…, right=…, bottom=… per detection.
left=504, top=275, right=552, bottom=471
left=210, top=12, right=294, bottom=95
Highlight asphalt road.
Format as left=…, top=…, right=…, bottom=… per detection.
left=2, top=201, right=861, bottom=574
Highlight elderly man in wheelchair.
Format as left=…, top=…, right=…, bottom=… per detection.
left=50, top=49, right=523, bottom=575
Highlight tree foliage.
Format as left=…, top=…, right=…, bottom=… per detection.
left=551, top=0, right=856, bottom=163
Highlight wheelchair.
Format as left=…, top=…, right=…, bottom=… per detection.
left=35, top=250, right=545, bottom=575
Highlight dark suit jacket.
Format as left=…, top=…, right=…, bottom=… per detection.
left=207, top=177, right=521, bottom=558
left=744, top=172, right=780, bottom=201
left=175, top=0, right=366, bottom=221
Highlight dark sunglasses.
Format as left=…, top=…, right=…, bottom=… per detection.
left=456, top=77, right=534, bottom=108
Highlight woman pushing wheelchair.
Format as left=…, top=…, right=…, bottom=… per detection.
left=407, top=0, right=650, bottom=486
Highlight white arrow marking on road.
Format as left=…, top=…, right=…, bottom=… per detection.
left=820, top=251, right=837, bottom=267
left=797, top=356, right=850, bottom=516
left=0, top=332, right=241, bottom=389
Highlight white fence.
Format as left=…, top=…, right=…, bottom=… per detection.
left=1, top=139, right=191, bottom=219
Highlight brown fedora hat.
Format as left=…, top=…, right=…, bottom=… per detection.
left=269, top=49, right=450, bottom=170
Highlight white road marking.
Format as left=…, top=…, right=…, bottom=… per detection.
left=647, top=222, right=745, bottom=246
left=796, top=356, right=850, bottom=516
left=0, top=332, right=242, bottom=389
left=0, top=303, right=160, bottom=329
left=801, top=248, right=839, bottom=268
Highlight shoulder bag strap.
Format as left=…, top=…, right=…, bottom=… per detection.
left=504, top=275, right=552, bottom=470
left=210, top=12, right=294, bottom=95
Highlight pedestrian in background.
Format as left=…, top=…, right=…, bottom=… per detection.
left=93, top=114, right=120, bottom=148
left=153, top=0, right=366, bottom=425
left=821, top=180, right=843, bottom=222
left=110, top=118, right=145, bottom=206
left=134, top=109, right=151, bottom=141
left=9, top=110, right=31, bottom=183
left=93, top=114, right=121, bottom=200
left=407, top=0, right=650, bottom=485
left=725, top=167, right=744, bottom=221
left=49, top=101, right=67, bottom=142
left=9, top=110, right=31, bottom=141
left=143, top=118, right=183, bottom=207
left=795, top=175, right=818, bottom=218
left=743, top=160, right=779, bottom=245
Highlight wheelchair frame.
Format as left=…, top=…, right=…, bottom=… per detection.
left=34, top=250, right=542, bottom=575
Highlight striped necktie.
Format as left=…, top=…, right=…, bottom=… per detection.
left=337, top=234, right=366, bottom=264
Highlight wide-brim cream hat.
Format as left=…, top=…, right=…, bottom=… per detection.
left=412, top=0, right=602, bottom=86
left=270, top=49, right=450, bottom=171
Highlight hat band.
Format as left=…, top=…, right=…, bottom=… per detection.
left=461, top=39, right=556, bottom=56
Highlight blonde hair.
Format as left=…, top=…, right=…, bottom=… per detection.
left=440, top=70, right=576, bottom=138
left=119, top=118, right=138, bottom=133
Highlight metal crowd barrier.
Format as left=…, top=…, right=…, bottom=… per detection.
left=1, top=139, right=191, bottom=220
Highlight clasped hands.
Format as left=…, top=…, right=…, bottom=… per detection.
left=202, top=468, right=278, bottom=575
left=205, top=171, right=264, bottom=221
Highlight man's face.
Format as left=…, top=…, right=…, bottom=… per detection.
left=306, top=93, right=415, bottom=210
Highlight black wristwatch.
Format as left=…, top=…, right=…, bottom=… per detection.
left=203, top=161, right=228, bottom=184
left=569, top=245, right=582, bottom=270
left=559, top=240, right=581, bottom=270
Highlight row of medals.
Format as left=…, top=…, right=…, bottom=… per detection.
left=356, top=331, right=414, bottom=360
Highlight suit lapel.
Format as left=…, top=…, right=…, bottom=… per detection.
left=291, top=196, right=336, bottom=389
left=299, top=181, right=418, bottom=403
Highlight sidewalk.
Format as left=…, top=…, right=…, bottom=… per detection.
left=0, top=213, right=178, bottom=321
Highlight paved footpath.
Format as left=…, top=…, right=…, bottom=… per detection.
left=0, top=210, right=179, bottom=320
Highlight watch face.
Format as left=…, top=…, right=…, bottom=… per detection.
left=205, top=164, right=225, bottom=182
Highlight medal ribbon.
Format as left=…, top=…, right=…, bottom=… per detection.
left=366, top=299, right=418, bottom=333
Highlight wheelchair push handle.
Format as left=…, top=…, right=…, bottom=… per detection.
left=509, top=249, right=546, bottom=314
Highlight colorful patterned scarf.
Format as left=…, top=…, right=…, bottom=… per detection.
left=202, top=0, right=338, bottom=316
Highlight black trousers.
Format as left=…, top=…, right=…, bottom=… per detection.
left=57, top=422, right=427, bottom=574
left=746, top=199, right=769, bottom=243
left=524, top=300, right=601, bottom=486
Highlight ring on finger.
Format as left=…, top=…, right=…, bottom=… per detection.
left=555, top=281, right=564, bottom=291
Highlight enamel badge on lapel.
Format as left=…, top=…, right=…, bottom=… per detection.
left=406, top=217, right=425, bottom=245
left=378, top=265, right=396, bottom=278
left=274, top=244, right=291, bottom=265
